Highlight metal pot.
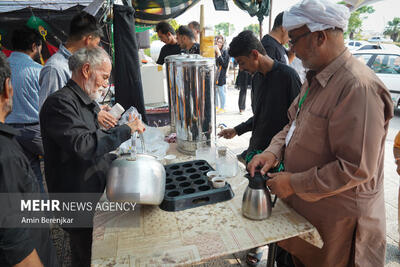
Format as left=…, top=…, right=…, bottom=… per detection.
left=173, top=56, right=216, bottom=155
left=165, top=54, right=192, bottom=132
left=106, top=154, right=166, bottom=205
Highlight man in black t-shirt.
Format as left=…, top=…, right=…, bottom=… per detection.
left=261, top=12, right=293, bottom=65
left=176, top=26, right=200, bottom=55
left=156, top=22, right=181, bottom=65
left=0, top=50, right=58, bottom=266
left=219, top=30, right=300, bottom=160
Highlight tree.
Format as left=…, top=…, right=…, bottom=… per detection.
left=214, top=22, right=235, bottom=36
left=384, top=17, right=400, bottom=42
left=244, top=24, right=260, bottom=37
left=339, top=2, right=375, bottom=40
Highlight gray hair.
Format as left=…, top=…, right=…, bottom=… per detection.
left=68, top=46, right=111, bottom=73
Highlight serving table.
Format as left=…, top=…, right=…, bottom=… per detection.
left=91, top=144, right=323, bottom=266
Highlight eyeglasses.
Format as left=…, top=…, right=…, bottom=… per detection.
left=289, top=31, right=312, bottom=46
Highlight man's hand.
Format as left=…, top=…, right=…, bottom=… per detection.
left=100, top=105, right=111, bottom=112
left=126, top=118, right=145, bottom=134
left=98, top=110, right=117, bottom=129
left=266, top=172, right=295, bottom=199
left=218, top=128, right=237, bottom=139
left=247, top=151, right=278, bottom=177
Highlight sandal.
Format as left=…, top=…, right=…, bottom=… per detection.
left=246, top=247, right=264, bottom=267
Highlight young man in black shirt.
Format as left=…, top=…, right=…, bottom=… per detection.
left=220, top=30, right=300, bottom=160
left=261, top=12, right=293, bottom=65
left=0, top=52, right=58, bottom=266
left=156, top=22, right=181, bottom=65
left=176, top=26, right=200, bottom=55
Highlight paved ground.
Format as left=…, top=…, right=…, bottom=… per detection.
left=197, top=85, right=400, bottom=267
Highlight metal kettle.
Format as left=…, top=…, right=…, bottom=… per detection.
left=242, top=172, right=277, bottom=220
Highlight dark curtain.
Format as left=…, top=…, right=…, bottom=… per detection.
left=113, top=4, right=147, bottom=123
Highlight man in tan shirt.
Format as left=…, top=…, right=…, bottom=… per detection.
left=248, top=0, right=394, bottom=266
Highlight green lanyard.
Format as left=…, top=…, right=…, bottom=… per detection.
left=296, top=87, right=310, bottom=118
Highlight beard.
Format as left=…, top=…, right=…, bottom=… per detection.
left=83, top=74, right=102, bottom=101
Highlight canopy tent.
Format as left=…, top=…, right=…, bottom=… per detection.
left=0, top=0, right=201, bottom=25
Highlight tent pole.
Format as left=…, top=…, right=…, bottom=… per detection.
left=269, top=0, right=273, bottom=33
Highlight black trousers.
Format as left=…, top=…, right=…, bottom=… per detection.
left=66, top=228, right=93, bottom=267
left=276, top=246, right=295, bottom=267
left=236, top=71, right=250, bottom=111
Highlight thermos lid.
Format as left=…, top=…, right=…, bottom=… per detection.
left=164, top=54, right=191, bottom=63
left=174, top=56, right=214, bottom=66
left=245, top=172, right=268, bottom=190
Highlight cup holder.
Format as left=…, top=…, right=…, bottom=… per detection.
left=172, top=170, right=183, bottom=175
left=189, top=174, right=201, bottom=179
left=167, top=191, right=180, bottom=197
left=199, top=166, right=209, bottom=171
left=183, top=188, right=196, bottom=194
left=169, top=165, right=180, bottom=170
left=166, top=184, right=176, bottom=190
left=194, top=161, right=205, bottom=166
left=179, top=182, right=191, bottom=188
left=186, top=168, right=196, bottom=173
left=166, top=178, right=172, bottom=184
left=182, top=163, right=192, bottom=167
left=194, top=179, right=205, bottom=185
left=176, top=176, right=186, bottom=182
left=198, top=185, right=211, bottom=191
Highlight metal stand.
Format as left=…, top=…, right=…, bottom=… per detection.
left=266, top=242, right=278, bottom=267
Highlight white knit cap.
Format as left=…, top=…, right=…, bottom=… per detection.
left=283, top=0, right=350, bottom=32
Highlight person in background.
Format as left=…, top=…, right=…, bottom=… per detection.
left=0, top=52, right=58, bottom=267
left=188, top=21, right=201, bottom=43
left=393, top=131, right=400, bottom=251
left=219, top=30, right=300, bottom=204
left=5, top=27, right=45, bottom=192
left=176, top=26, right=200, bottom=55
left=236, top=70, right=251, bottom=114
left=262, top=12, right=307, bottom=84
left=39, top=11, right=116, bottom=129
left=40, top=46, right=145, bottom=267
left=214, top=35, right=229, bottom=113
left=155, top=21, right=181, bottom=65
left=261, top=12, right=293, bottom=65
left=248, top=0, right=393, bottom=266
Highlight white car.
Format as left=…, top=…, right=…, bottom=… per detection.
left=346, top=40, right=369, bottom=51
left=368, top=36, right=393, bottom=43
left=353, top=49, right=400, bottom=108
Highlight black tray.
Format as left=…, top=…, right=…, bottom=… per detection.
left=159, top=160, right=235, bottom=212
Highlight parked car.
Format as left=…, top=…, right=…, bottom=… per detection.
left=346, top=40, right=369, bottom=51
left=353, top=43, right=400, bottom=52
left=353, top=49, right=400, bottom=109
left=368, top=36, right=393, bottom=43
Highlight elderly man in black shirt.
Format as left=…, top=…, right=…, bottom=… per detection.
left=0, top=53, right=58, bottom=266
left=40, top=46, right=145, bottom=267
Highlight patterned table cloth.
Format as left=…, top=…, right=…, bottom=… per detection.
left=91, top=144, right=323, bottom=266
